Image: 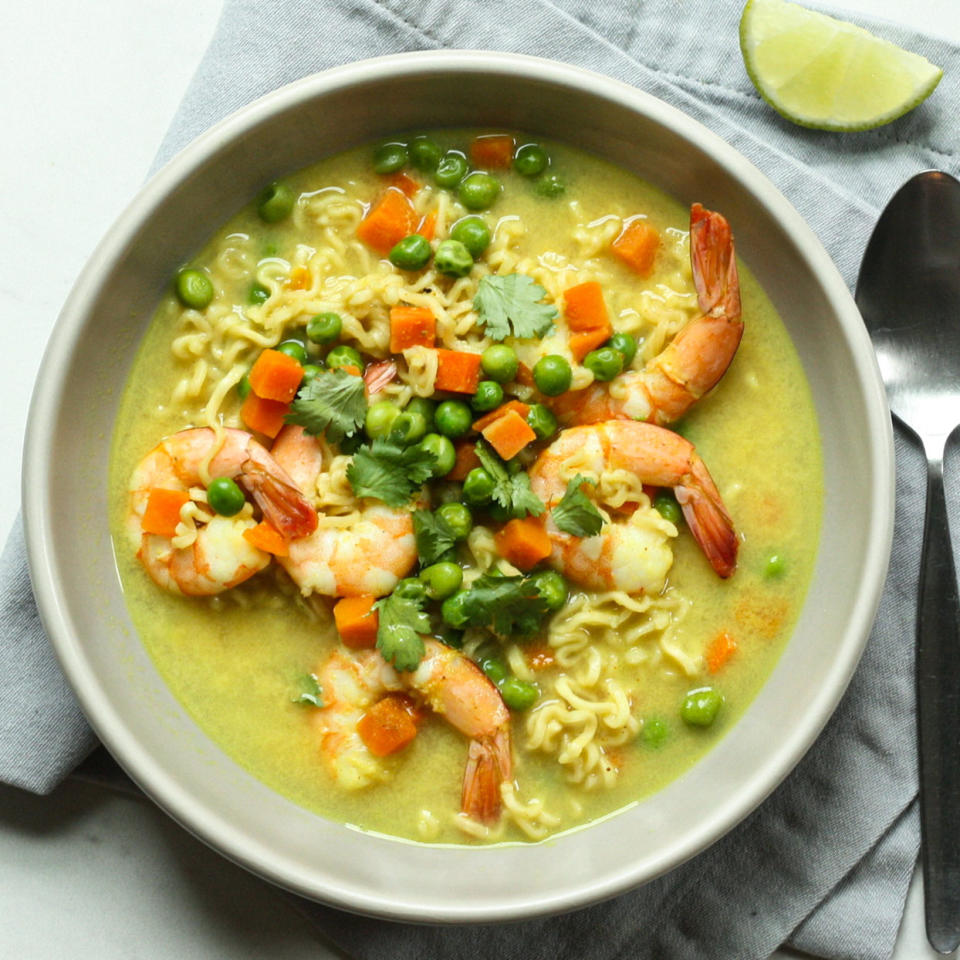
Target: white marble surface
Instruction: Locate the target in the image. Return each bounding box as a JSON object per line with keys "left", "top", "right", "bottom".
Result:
{"left": 2, "top": 1, "right": 958, "bottom": 957}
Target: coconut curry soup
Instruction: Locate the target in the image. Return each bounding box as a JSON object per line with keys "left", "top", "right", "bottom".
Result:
{"left": 110, "top": 131, "right": 822, "bottom": 844}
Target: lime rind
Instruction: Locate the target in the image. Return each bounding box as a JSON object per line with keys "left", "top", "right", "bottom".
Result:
{"left": 740, "top": 0, "right": 943, "bottom": 131}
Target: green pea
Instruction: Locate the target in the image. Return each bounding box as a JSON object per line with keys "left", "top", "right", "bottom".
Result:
{"left": 434, "top": 400, "right": 473, "bottom": 438}
{"left": 513, "top": 143, "right": 549, "bottom": 177}
{"left": 449, "top": 216, "right": 491, "bottom": 258}
{"left": 681, "top": 687, "right": 724, "bottom": 727}
{"left": 583, "top": 346, "right": 623, "bottom": 382}
{"left": 247, "top": 282, "right": 270, "bottom": 306}
{"left": 437, "top": 502, "right": 473, "bottom": 540}
{"left": 257, "top": 181, "right": 296, "bottom": 223}
{"left": 653, "top": 492, "right": 683, "bottom": 526}
{"left": 405, "top": 396, "right": 436, "bottom": 428}
{"left": 434, "top": 624, "right": 464, "bottom": 649}
{"left": 487, "top": 501, "right": 511, "bottom": 523}
{"left": 300, "top": 363, "right": 324, "bottom": 387}
{"left": 408, "top": 135, "right": 442, "bottom": 172}
{"left": 432, "top": 482, "right": 463, "bottom": 506}
{"left": 388, "top": 234, "right": 432, "bottom": 271}
{"left": 395, "top": 577, "right": 427, "bottom": 601}
{"left": 326, "top": 344, "right": 364, "bottom": 372}
{"left": 276, "top": 340, "right": 308, "bottom": 365}
{"left": 499, "top": 676, "right": 540, "bottom": 711}
{"left": 480, "top": 656, "right": 508, "bottom": 686}
{"left": 526, "top": 403, "right": 558, "bottom": 440}
{"left": 175, "top": 269, "right": 214, "bottom": 310}
{"left": 434, "top": 150, "right": 469, "bottom": 188}
{"left": 207, "top": 476, "right": 245, "bottom": 516}
{"left": 607, "top": 332, "right": 638, "bottom": 367}
{"left": 642, "top": 717, "right": 669, "bottom": 748}
{"left": 471, "top": 381, "right": 504, "bottom": 413}
{"left": 440, "top": 590, "right": 472, "bottom": 628}
{"left": 481, "top": 345, "right": 519, "bottom": 384}
{"left": 458, "top": 172, "right": 501, "bottom": 211}
{"left": 236, "top": 374, "right": 251, "bottom": 400}
{"left": 306, "top": 312, "right": 343, "bottom": 345}
{"left": 388, "top": 410, "right": 428, "bottom": 446}
{"left": 372, "top": 141, "right": 408, "bottom": 174}
{"left": 433, "top": 239, "right": 474, "bottom": 278}
{"left": 764, "top": 553, "right": 787, "bottom": 579}
{"left": 529, "top": 569, "right": 568, "bottom": 611}
{"left": 365, "top": 400, "right": 401, "bottom": 439}
{"left": 532, "top": 354, "right": 572, "bottom": 396}
{"left": 463, "top": 467, "right": 495, "bottom": 505}
{"left": 418, "top": 433, "right": 456, "bottom": 478}
{"left": 419, "top": 561, "right": 463, "bottom": 600}
{"left": 535, "top": 173, "right": 566, "bottom": 198}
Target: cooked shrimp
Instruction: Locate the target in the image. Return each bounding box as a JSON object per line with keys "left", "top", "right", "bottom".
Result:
{"left": 127, "top": 427, "right": 317, "bottom": 596}
{"left": 558, "top": 204, "right": 742, "bottom": 426}
{"left": 314, "top": 640, "right": 512, "bottom": 823}
{"left": 270, "top": 424, "right": 417, "bottom": 597}
{"left": 529, "top": 420, "right": 738, "bottom": 585}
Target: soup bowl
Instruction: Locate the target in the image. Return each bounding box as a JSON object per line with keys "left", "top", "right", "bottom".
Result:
{"left": 23, "top": 51, "right": 893, "bottom": 922}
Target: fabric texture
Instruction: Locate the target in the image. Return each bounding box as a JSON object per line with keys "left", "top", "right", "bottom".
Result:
{"left": 4, "top": 0, "right": 960, "bottom": 957}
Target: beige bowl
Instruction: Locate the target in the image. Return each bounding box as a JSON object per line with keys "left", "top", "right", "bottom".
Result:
{"left": 23, "top": 51, "right": 894, "bottom": 922}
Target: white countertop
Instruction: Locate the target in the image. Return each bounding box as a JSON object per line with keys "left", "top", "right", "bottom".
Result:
{"left": 1, "top": 1, "right": 957, "bottom": 957}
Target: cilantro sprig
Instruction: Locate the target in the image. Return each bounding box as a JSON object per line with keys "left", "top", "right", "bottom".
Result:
{"left": 285, "top": 369, "right": 366, "bottom": 444}
{"left": 474, "top": 274, "right": 557, "bottom": 341}
{"left": 551, "top": 474, "right": 605, "bottom": 538}
{"left": 347, "top": 439, "right": 436, "bottom": 506}
{"left": 413, "top": 510, "right": 457, "bottom": 566}
{"left": 292, "top": 673, "right": 324, "bottom": 707}
{"left": 475, "top": 442, "right": 545, "bottom": 519}
{"left": 456, "top": 573, "right": 550, "bottom": 636}
{"left": 375, "top": 592, "right": 430, "bottom": 671}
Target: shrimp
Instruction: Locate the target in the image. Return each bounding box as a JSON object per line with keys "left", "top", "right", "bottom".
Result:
{"left": 127, "top": 427, "right": 317, "bottom": 596}
{"left": 270, "top": 424, "right": 417, "bottom": 597}
{"left": 529, "top": 420, "right": 738, "bottom": 586}
{"left": 314, "top": 639, "right": 512, "bottom": 823}
{"left": 558, "top": 203, "right": 742, "bottom": 427}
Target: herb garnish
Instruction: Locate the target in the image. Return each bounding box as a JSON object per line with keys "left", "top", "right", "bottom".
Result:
{"left": 456, "top": 573, "right": 549, "bottom": 636}
{"left": 292, "top": 673, "right": 324, "bottom": 707}
{"left": 551, "top": 474, "right": 605, "bottom": 538}
{"left": 375, "top": 592, "right": 430, "bottom": 671}
{"left": 347, "top": 439, "right": 436, "bottom": 506}
{"left": 285, "top": 369, "right": 366, "bottom": 443}
{"left": 475, "top": 442, "right": 545, "bottom": 519}
{"left": 474, "top": 274, "right": 557, "bottom": 341}
{"left": 413, "top": 510, "right": 457, "bottom": 566}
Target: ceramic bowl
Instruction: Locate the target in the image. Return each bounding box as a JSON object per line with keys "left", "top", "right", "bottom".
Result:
{"left": 22, "top": 51, "right": 894, "bottom": 922}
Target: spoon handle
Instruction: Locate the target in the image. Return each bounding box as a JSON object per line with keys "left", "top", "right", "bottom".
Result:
{"left": 918, "top": 456, "right": 960, "bottom": 954}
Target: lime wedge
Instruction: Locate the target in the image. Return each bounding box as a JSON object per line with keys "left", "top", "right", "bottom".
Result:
{"left": 740, "top": 0, "right": 942, "bottom": 131}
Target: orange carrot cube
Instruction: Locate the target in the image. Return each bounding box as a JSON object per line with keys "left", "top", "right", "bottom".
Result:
{"left": 333, "top": 595, "right": 380, "bottom": 649}
{"left": 481, "top": 408, "right": 537, "bottom": 460}
{"left": 141, "top": 488, "right": 190, "bottom": 538}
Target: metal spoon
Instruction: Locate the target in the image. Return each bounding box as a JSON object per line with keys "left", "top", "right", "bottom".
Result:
{"left": 856, "top": 170, "right": 960, "bottom": 955}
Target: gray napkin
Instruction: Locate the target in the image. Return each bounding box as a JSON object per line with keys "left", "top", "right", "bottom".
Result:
{"left": 4, "top": 0, "right": 960, "bottom": 957}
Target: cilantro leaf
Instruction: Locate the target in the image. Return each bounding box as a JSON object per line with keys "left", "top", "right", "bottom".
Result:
{"left": 551, "top": 474, "right": 605, "bottom": 538}
{"left": 475, "top": 442, "right": 545, "bottom": 519}
{"left": 413, "top": 510, "right": 457, "bottom": 566}
{"left": 474, "top": 274, "right": 558, "bottom": 341}
{"left": 375, "top": 592, "right": 429, "bottom": 671}
{"left": 458, "top": 574, "right": 550, "bottom": 636}
{"left": 285, "top": 369, "right": 366, "bottom": 444}
{"left": 292, "top": 673, "right": 324, "bottom": 707}
{"left": 347, "top": 439, "right": 436, "bottom": 506}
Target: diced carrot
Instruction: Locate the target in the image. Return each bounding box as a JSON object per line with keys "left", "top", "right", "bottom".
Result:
{"left": 611, "top": 219, "right": 660, "bottom": 276}
{"left": 242, "top": 521, "right": 289, "bottom": 557}
{"left": 356, "top": 187, "right": 418, "bottom": 255}
{"left": 342, "top": 365, "right": 362, "bottom": 377}
{"left": 570, "top": 325, "right": 613, "bottom": 363}
{"left": 417, "top": 210, "right": 437, "bottom": 241}
{"left": 389, "top": 306, "right": 436, "bottom": 353}
{"left": 515, "top": 362, "right": 535, "bottom": 388}
{"left": 240, "top": 391, "right": 290, "bottom": 439}
{"left": 526, "top": 645, "right": 556, "bottom": 670}
{"left": 384, "top": 170, "right": 420, "bottom": 197}
{"left": 706, "top": 630, "right": 738, "bottom": 674}
{"left": 481, "top": 408, "right": 537, "bottom": 460}
{"left": 248, "top": 348, "right": 304, "bottom": 403}
{"left": 471, "top": 399, "right": 531, "bottom": 433}
{"left": 642, "top": 484, "right": 659, "bottom": 501}
{"left": 563, "top": 281, "right": 609, "bottom": 332}
{"left": 469, "top": 134, "right": 515, "bottom": 169}
{"left": 612, "top": 501, "right": 640, "bottom": 515}
{"left": 434, "top": 349, "right": 483, "bottom": 394}
{"left": 287, "top": 266, "right": 311, "bottom": 290}
{"left": 333, "top": 595, "right": 380, "bottom": 650}
{"left": 357, "top": 694, "right": 419, "bottom": 757}
{"left": 494, "top": 517, "right": 552, "bottom": 571}
{"left": 449, "top": 441, "right": 481, "bottom": 482}
{"left": 141, "top": 488, "right": 190, "bottom": 538}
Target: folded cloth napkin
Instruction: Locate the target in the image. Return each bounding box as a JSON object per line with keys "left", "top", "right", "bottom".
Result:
{"left": 4, "top": 0, "right": 960, "bottom": 957}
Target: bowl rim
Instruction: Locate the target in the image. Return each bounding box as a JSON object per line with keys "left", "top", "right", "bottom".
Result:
{"left": 23, "top": 48, "right": 895, "bottom": 922}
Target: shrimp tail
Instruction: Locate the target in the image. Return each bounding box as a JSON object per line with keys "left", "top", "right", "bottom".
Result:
{"left": 239, "top": 460, "right": 318, "bottom": 540}
{"left": 674, "top": 453, "right": 738, "bottom": 578}
{"left": 690, "top": 203, "right": 741, "bottom": 321}
{"left": 462, "top": 728, "right": 512, "bottom": 824}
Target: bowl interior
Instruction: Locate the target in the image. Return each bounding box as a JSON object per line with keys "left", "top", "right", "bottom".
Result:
{"left": 24, "top": 52, "right": 892, "bottom": 922}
